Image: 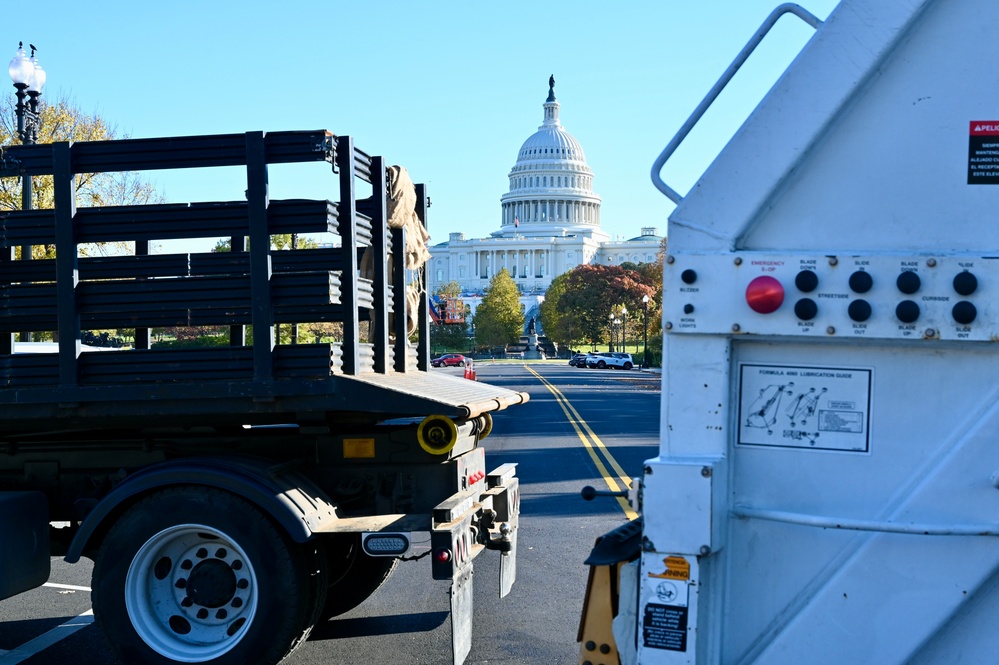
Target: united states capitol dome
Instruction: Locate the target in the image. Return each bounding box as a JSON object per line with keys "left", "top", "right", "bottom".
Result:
{"left": 495, "top": 76, "right": 603, "bottom": 238}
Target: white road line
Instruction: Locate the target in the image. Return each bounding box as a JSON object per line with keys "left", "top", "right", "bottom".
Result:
{"left": 0, "top": 610, "right": 94, "bottom": 664}
{"left": 42, "top": 583, "right": 91, "bottom": 592}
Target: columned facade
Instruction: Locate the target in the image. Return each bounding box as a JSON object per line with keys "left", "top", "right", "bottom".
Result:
{"left": 428, "top": 78, "right": 662, "bottom": 321}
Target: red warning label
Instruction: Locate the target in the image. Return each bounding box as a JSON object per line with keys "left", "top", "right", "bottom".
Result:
{"left": 969, "top": 121, "right": 999, "bottom": 183}
{"left": 970, "top": 121, "right": 999, "bottom": 135}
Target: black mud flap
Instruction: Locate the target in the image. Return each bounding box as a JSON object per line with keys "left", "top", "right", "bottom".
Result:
{"left": 450, "top": 563, "right": 474, "bottom": 665}
{"left": 0, "top": 491, "right": 50, "bottom": 601}
{"left": 432, "top": 464, "right": 520, "bottom": 663}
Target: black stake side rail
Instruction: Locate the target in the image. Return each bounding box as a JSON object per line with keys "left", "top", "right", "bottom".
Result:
{"left": 0, "top": 130, "right": 428, "bottom": 401}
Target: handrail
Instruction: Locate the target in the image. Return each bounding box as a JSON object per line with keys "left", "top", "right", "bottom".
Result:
{"left": 733, "top": 505, "right": 999, "bottom": 537}
{"left": 651, "top": 3, "right": 823, "bottom": 203}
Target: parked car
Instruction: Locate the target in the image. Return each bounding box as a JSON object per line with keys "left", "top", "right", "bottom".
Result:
{"left": 568, "top": 353, "right": 587, "bottom": 367}
{"left": 431, "top": 353, "right": 468, "bottom": 367}
{"left": 585, "top": 352, "right": 634, "bottom": 370}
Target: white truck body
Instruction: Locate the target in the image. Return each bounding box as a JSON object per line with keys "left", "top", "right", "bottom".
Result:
{"left": 636, "top": 1, "right": 999, "bottom": 662}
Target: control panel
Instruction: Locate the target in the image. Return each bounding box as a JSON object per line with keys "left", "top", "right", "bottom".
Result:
{"left": 664, "top": 253, "right": 993, "bottom": 342}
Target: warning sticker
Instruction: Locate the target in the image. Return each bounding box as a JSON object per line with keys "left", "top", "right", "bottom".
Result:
{"left": 643, "top": 603, "right": 688, "bottom": 651}
{"left": 649, "top": 556, "right": 691, "bottom": 581}
{"left": 969, "top": 121, "right": 999, "bottom": 184}
{"left": 737, "top": 364, "right": 872, "bottom": 453}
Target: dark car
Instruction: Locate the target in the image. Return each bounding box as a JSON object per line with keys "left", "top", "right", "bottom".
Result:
{"left": 431, "top": 353, "right": 468, "bottom": 367}
{"left": 568, "top": 353, "right": 587, "bottom": 367}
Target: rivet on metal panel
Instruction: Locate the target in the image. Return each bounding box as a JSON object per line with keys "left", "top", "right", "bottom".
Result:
{"left": 732, "top": 324, "right": 741, "bottom": 332}
{"left": 666, "top": 255, "right": 675, "bottom": 265}
{"left": 828, "top": 256, "right": 839, "bottom": 266}
{"left": 926, "top": 258, "right": 938, "bottom": 267}
{"left": 734, "top": 257, "right": 743, "bottom": 266}
{"left": 826, "top": 326, "right": 836, "bottom": 335}
{"left": 665, "top": 322, "right": 673, "bottom": 331}
{"left": 699, "top": 545, "right": 712, "bottom": 556}
{"left": 701, "top": 466, "right": 712, "bottom": 478}
{"left": 924, "top": 328, "right": 937, "bottom": 338}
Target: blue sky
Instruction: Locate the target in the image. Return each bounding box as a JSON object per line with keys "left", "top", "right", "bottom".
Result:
{"left": 10, "top": 0, "right": 839, "bottom": 251}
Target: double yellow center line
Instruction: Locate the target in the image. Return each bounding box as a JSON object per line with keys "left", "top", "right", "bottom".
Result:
{"left": 525, "top": 366, "right": 638, "bottom": 520}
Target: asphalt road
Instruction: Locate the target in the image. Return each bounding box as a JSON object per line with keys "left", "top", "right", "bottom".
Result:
{"left": 0, "top": 362, "right": 661, "bottom": 665}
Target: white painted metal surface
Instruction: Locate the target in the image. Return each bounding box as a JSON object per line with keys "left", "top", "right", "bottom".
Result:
{"left": 637, "top": 0, "right": 999, "bottom": 663}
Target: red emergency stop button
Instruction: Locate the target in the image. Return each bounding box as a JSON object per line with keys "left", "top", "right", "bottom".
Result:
{"left": 746, "top": 276, "right": 785, "bottom": 313}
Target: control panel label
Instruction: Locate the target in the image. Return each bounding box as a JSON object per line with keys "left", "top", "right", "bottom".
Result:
{"left": 737, "top": 364, "right": 872, "bottom": 453}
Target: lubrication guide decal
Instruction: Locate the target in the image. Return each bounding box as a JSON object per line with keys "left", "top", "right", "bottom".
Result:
{"left": 737, "top": 364, "right": 872, "bottom": 452}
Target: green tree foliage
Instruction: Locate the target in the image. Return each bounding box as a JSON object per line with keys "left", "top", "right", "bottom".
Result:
{"left": 539, "top": 272, "right": 583, "bottom": 349}
{"left": 435, "top": 280, "right": 462, "bottom": 298}
{"left": 0, "top": 95, "right": 165, "bottom": 258}
{"left": 543, "top": 263, "right": 657, "bottom": 348}
{"left": 430, "top": 322, "right": 469, "bottom": 355}
{"left": 473, "top": 268, "right": 524, "bottom": 349}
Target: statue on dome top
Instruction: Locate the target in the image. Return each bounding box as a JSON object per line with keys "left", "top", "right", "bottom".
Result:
{"left": 549, "top": 75, "right": 555, "bottom": 91}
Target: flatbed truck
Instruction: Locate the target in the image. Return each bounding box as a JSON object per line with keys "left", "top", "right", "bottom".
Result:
{"left": 0, "top": 129, "right": 526, "bottom": 665}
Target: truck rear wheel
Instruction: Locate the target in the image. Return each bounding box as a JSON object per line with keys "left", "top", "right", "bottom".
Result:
{"left": 320, "top": 534, "right": 398, "bottom": 619}
{"left": 92, "top": 486, "right": 319, "bottom": 665}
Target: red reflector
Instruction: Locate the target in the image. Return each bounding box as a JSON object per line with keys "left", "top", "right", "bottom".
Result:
{"left": 434, "top": 548, "right": 452, "bottom": 563}
{"left": 746, "top": 276, "right": 785, "bottom": 314}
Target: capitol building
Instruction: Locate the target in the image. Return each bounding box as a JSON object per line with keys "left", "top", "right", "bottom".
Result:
{"left": 427, "top": 78, "right": 662, "bottom": 324}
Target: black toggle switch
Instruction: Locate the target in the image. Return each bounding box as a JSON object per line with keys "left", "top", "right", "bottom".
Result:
{"left": 795, "top": 270, "right": 819, "bottom": 293}
{"left": 953, "top": 301, "right": 977, "bottom": 325}
{"left": 953, "top": 272, "right": 978, "bottom": 296}
{"left": 794, "top": 298, "right": 818, "bottom": 321}
{"left": 849, "top": 271, "right": 873, "bottom": 294}
{"left": 848, "top": 299, "right": 872, "bottom": 322}
{"left": 895, "top": 300, "right": 920, "bottom": 323}
{"left": 896, "top": 272, "right": 921, "bottom": 295}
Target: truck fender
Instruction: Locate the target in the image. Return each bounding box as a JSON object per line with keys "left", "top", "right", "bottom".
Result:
{"left": 65, "top": 457, "right": 337, "bottom": 564}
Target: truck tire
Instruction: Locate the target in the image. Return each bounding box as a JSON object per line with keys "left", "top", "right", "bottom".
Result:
{"left": 320, "top": 534, "right": 398, "bottom": 619}
{"left": 92, "top": 486, "right": 320, "bottom": 665}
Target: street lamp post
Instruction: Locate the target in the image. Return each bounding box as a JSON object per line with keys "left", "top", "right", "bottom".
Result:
{"left": 608, "top": 312, "right": 615, "bottom": 352}
{"left": 8, "top": 42, "right": 45, "bottom": 344}
{"left": 8, "top": 42, "right": 45, "bottom": 212}
{"left": 621, "top": 306, "right": 628, "bottom": 353}
{"left": 642, "top": 294, "right": 650, "bottom": 368}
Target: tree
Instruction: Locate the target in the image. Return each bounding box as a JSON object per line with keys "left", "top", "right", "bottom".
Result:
{"left": 473, "top": 269, "right": 523, "bottom": 349}
{"left": 542, "top": 263, "right": 657, "bottom": 349}
{"left": 539, "top": 272, "right": 584, "bottom": 350}
{"left": 0, "top": 95, "right": 166, "bottom": 258}
{"left": 435, "top": 281, "right": 462, "bottom": 298}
